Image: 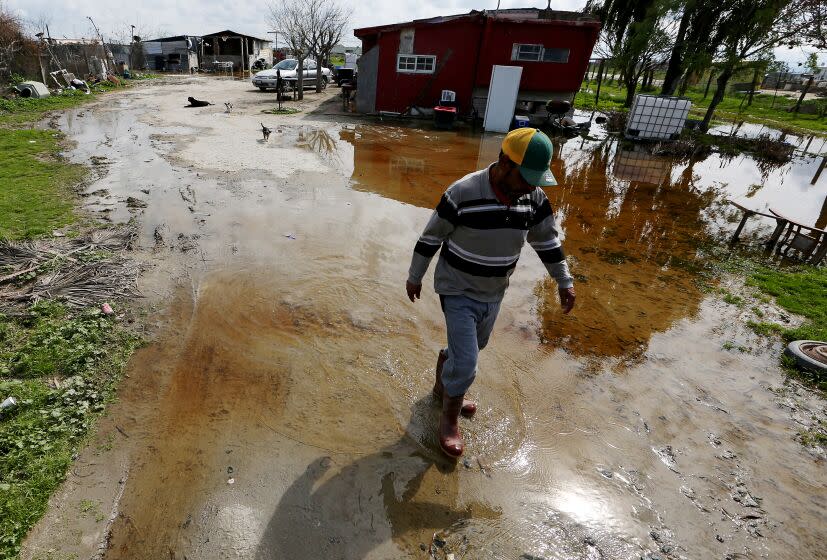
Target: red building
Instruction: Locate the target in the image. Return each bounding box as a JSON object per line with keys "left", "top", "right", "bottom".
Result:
{"left": 353, "top": 8, "right": 600, "bottom": 118}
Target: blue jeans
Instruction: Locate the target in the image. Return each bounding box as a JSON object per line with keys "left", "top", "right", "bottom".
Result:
{"left": 440, "top": 294, "right": 502, "bottom": 397}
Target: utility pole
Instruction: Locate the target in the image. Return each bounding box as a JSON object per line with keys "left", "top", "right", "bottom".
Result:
{"left": 87, "top": 16, "right": 116, "bottom": 72}
{"left": 129, "top": 24, "right": 135, "bottom": 70}
{"left": 267, "top": 30, "right": 282, "bottom": 63}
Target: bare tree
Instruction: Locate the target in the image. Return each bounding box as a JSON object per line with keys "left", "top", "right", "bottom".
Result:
{"left": 309, "top": 0, "right": 349, "bottom": 93}
{"left": 0, "top": 1, "right": 25, "bottom": 83}
{"left": 269, "top": 0, "right": 313, "bottom": 100}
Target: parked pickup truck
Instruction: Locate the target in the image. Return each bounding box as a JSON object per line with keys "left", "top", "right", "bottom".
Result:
{"left": 252, "top": 59, "right": 331, "bottom": 91}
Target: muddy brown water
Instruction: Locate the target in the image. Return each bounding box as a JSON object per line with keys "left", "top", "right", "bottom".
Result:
{"left": 21, "top": 78, "right": 827, "bottom": 559}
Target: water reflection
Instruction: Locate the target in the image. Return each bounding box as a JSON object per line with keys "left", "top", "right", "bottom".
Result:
{"left": 336, "top": 124, "right": 823, "bottom": 359}
{"left": 538, "top": 140, "right": 713, "bottom": 359}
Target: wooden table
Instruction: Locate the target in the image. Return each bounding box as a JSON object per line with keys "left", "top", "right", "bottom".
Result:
{"left": 769, "top": 208, "right": 827, "bottom": 265}
{"left": 727, "top": 200, "right": 787, "bottom": 248}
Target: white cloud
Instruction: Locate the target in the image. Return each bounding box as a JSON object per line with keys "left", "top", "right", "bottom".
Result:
{"left": 6, "top": 0, "right": 587, "bottom": 44}
{"left": 8, "top": 0, "right": 811, "bottom": 65}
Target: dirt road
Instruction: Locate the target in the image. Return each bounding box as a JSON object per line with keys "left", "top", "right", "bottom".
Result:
{"left": 21, "top": 76, "right": 826, "bottom": 559}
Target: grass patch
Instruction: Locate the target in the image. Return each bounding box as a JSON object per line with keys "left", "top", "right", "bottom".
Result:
{"left": 0, "top": 90, "right": 91, "bottom": 127}
{"left": 0, "top": 129, "right": 84, "bottom": 239}
{"left": 697, "top": 246, "right": 826, "bottom": 392}
{"left": 261, "top": 107, "right": 301, "bottom": 115}
{"left": 0, "top": 76, "right": 157, "bottom": 239}
{"left": 577, "top": 81, "right": 827, "bottom": 135}
{"left": 746, "top": 320, "right": 784, "bottom": 336}
{"left": 722, "top": 292, "right": 744, "bottom": 306}
{"left": 747, "top": 267, "right": 827, "bottom": 342}
{"left": 0, "top": 301, "right": 141, "bottom": 557}
{"left": 798, "top": 426, "right": 827, "bottom": 448}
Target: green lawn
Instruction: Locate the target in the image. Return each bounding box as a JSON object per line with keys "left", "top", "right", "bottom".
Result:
{"left": 0, "top": 128, "right": 84, "bottom": 239}
{"left": 576, "top": 80, "right": 827, "bottom": 135}
{"left": 0, "top": 78, "right": 155, "bottom": 239}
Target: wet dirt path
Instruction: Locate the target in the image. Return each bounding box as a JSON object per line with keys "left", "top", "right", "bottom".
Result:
{"left": 21, "top": 77, "right": 826, "bottom": 559}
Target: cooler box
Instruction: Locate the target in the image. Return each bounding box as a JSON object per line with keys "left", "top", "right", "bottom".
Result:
{"left": 434, "top": 106, "right": 457, "bottom": 130}
{"left": 511, "top": 115, "right": 530, "bottom": 130}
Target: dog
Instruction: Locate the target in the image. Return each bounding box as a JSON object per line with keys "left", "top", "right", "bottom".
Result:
{"left": 224, "top": 102, "right": 233, "bottom": 113}
{"left": 187, "top": 96, "right": 212, "bottom": 107}
{"left": 261, "top": 123, "right": 272, "bottom": 141}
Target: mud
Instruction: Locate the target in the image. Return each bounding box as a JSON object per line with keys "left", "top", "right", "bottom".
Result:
{"left": 20, "top": 77, "right": 827, "bottom": 560}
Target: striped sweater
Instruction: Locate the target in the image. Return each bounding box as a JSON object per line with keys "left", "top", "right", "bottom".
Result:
{"left": 408, "top": 166, "right": 574, "bottom": 303}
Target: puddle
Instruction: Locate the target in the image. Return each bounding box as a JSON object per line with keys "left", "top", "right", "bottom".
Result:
{"left": 20, "top": 78, "right": 827, "bottom": 560}
{"left": 328, "top": 124, "right": 826, "bottom": 359}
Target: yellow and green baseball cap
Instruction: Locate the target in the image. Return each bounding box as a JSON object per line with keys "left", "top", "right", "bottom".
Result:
{"left": 501, "top": 128, "right": 557, "bottom": 186}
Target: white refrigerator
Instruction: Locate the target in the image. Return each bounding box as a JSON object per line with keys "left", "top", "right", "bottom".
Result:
{"left": 483, "top": 65, "right": 523, "bottom": 133}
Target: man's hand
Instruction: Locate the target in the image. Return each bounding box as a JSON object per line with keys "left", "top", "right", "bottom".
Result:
{"left": 559, "top": 287, "right": 576, "bottom": 314}
{"left": 406, "top": 281, "right": 422, "bottom": 303}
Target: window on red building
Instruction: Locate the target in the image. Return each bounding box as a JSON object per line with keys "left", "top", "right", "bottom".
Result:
{"left": 513, "top": 44, "right": 542, "bottom": 61}
{"left": 512, "top": 44, "right": 570, "bottom": 64}
{"left": 542, "top": 48, "right": 569, "bottom": 63}
{"left": 397, "top": 54, "right": 436, "bottom": 74}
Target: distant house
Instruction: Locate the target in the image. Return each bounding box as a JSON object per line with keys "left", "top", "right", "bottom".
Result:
{"left": 331, "top": 44, "right": 362, "bottom": 56}
{"left": 201, "top": 30, "right": 270, "bottom": 72}
{"left": 353, "top": 8, "right": 600, "bottom": 116}
{"left": 142, "top": 36, "right": 200, "bottom": 72}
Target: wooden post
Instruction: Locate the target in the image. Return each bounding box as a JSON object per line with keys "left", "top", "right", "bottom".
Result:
{"left": 766, "top": 218, "right": 788, "bottom": 250}
{"left": 240, "top": 36, "right": 245, "bottom": 78}
{"left": 37, "top": 48, "right": 47, "bottom": 84}
{"left": 793, "top": 75, "right": 814, "bottom": 114}
{"left": 594, "top": 58, "right": 605, "bottom": 108}
{"left": 730, "top": 211, "right": 754, "bottom": 245}
{"left": 816, "top": 193, "right": 827, "bottom": 229}
{"left": 771, "top": 71, "right": 784, "bottom": 108}
{"left": 746, "top": 66, "right": 759, "bottom": 106}
{"left": 812, "top": 156, "right": 827, "bottom": 186}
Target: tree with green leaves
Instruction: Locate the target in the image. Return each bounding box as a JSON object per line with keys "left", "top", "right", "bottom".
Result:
{"left": 700, "top": 0, "right": 810, "bottom": 130}
{"left": 587, "top": 0, "right": 673, "bottom": 107}
{"left": 660, "top": 0, "right": 725, "bottom": 95}
{"left": 804, "top": 52, "right": 820, "bottom": 75}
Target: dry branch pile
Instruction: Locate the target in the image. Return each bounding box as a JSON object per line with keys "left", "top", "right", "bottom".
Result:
{"left": 0, "top": 228, "right": 141, "bottom": 309}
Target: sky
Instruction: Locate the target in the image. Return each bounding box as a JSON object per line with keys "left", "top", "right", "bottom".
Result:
{"left": 4, "top": 0, "right": 820, "bottom": 67}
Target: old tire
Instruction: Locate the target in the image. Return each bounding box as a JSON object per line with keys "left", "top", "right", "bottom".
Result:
{"left": 784, "top": 340, "right": 827, "bottom": 373}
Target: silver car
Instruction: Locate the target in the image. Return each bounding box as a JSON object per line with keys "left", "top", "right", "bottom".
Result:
{"left": 252, "top": 59, "right": 331, "bottom": 91}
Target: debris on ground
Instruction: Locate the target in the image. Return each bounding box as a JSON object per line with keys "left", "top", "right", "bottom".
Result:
{"left": 126, "top": 197, "right": 147, "bottom": 208}
{"left": 603, "top": 110, "right": 628, "bottom": 133}
{"left": 0, "top": 228, "right": 141, "bottom": 309}
{"left": 649, "top": 131, "right": 794, "bottom": 165}
{"left": 0, "top": 396, "right": 18, "bottom": 413}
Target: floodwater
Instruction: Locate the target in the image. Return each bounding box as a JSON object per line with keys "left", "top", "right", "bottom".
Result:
{"left": 21, "top": 77, "right": 827, "bottom": 560}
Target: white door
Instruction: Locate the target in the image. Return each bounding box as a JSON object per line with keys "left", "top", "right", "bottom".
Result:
{"left": 483, "top": 65, "right": 523, "bottom": 133}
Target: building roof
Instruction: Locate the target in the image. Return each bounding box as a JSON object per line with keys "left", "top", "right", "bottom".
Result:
{"left": 202, "top": 29, "right": 270, "bottom": 42}
{"left": 144, "top": 35, "right": 199, "bottom": 43}
{"left": 354, "top": 8, "right": 599, "bottom": 38}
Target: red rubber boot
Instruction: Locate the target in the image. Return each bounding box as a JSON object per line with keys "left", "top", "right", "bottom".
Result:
{"left": 432, "top": 350, "right": 477, "bottom": 417}
{"left": 439, "top": 393, "right": 465, "bottom": 458}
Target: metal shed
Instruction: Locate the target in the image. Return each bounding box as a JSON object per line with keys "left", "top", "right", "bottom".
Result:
{"left": 142, "top": 35, "right": 200, "bottom": 72}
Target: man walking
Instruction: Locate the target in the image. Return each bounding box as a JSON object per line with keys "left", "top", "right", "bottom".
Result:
{"left": 406, "top": 128, "right": 575, "bottom": 458}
